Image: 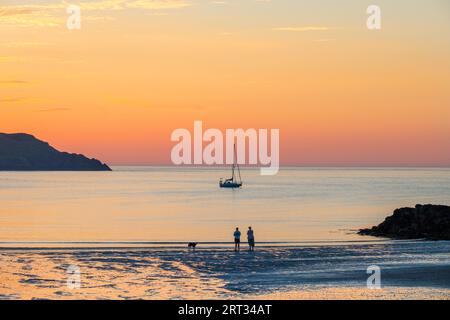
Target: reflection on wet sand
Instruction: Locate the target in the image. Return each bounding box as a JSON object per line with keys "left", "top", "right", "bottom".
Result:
{"left": 0, "top": 250, "right": 230, "bottom": 300}
{"left": 1, "top": 242, "right": 450, "bottom": 300}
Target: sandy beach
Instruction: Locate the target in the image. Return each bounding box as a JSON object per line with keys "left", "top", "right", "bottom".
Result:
{"left": 1, "top": 241, "right": 449, "bottom": 300}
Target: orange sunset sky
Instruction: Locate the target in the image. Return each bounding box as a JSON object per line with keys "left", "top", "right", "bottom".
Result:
{"left": 1, "top": 0, "right": 450, "bottom": 166}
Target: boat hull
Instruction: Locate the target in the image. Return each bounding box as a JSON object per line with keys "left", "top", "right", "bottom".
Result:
{"left": 219, "top": 182, "right": 242, "bottom": 189}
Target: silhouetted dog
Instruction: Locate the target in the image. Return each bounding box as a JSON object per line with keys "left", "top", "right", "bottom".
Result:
{"left": 188, "top": 242, "right": 198, "bottom": 249}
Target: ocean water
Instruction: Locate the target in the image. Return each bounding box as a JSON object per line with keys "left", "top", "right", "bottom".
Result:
{"left": 0, "top": 167, "right": 450, "bottom": 244}
{"left": 1, "top": 168, "right": 450, "bottom": 299}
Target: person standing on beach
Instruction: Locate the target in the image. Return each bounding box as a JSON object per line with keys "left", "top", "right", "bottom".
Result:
{"left": 247, "top": 226, "right": 255, "bottom": 251}
{"left": 234, "top": 227, "right": 241, "bottom": 252}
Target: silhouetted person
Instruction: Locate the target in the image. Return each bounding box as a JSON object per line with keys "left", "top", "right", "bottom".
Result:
{"left": 247, "top": 226, "right": 255, "bottom": 251}
{"left": 234, "top": 227, "right": 241, "bottom": 252}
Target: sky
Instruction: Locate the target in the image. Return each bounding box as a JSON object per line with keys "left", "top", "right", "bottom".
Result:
{"left": 1, "top": 0, "right": 450, "bottom": 166}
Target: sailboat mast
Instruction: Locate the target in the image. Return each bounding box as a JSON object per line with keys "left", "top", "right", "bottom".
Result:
{"left": 237, "top": 160, "right": 242, "bottom": 184}
{"left": 235, "top": 144, "right": 242, "bottom": 183}
{"left": 232, "top": 144, "right": 236, "bottom": 182}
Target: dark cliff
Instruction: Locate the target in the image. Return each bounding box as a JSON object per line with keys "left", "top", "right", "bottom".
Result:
{"left": 359, "top": 204, "right": 450, "bottom": 240}
{"left": 0, "top": 133, "right": 111, "bottom": 171}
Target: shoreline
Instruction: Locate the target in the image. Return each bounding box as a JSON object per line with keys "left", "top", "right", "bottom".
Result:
{"left": 0, "top": 238, "right": 429, "bottom": 250}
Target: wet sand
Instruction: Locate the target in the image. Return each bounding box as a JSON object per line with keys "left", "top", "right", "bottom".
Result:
{"left": 1, "top": 242, "right": 449, "bottom": 300}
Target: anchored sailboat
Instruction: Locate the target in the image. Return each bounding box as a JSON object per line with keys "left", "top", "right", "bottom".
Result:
{"left": 219, "top": 144, "right": 243, "bottom": 189}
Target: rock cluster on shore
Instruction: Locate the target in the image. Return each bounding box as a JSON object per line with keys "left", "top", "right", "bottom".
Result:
{"left": 0, "top": 133, "right": 111, "bottom": 171}
{"left": 359, "top": 204, "right": 450, "bottom": 240}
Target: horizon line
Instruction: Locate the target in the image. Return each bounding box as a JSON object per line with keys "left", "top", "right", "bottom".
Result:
{"left": 106, "top": 164, "right": 450, "bottom": 168}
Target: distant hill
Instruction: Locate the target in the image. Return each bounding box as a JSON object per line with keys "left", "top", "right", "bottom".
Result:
{"left": 0, "top": 133, "right": 111, "bottom": 171}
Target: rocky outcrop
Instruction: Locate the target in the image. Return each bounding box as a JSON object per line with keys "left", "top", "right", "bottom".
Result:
{"left": 359, "top": 204, "right": 450, "bottom": 240}
{"left": 0, "top": 133, "right": 111, "bottom": 171}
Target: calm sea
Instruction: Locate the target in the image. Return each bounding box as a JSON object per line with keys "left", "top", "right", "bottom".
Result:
{"left": 1, "top": 167, "right": 449, "bottom": 245}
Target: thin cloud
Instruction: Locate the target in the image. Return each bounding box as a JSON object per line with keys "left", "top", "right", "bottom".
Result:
{"left": 126, "top": 0, "right": 192, "bottom": 10}
{"left": 0, "top": 1, "right": 192, "bottom": 27}
{"left": 315, "top": 38, "right": 336, "bottom": 42}
{"left": 35, "top": 107, "right": 71, "bottom": 112}
{"left": 0, "top": 6, "right": 64, "bottom": 27}
{"left": 0, "top": 41, "right": 51, "bottom": 48}
{"left": 0, "top": 80, "right": 29, "bottom": 84}
{"left": 0, "top": 97, "right": 26, "bottom": 103}
{"left": 0, "top": 7, "right": 38, "bottom": 16}
{"left": 272, "top": 26, "right": 333, "bottom": 32}
{"left": 0, "top": 56, "right": 26, "bottom": 63}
